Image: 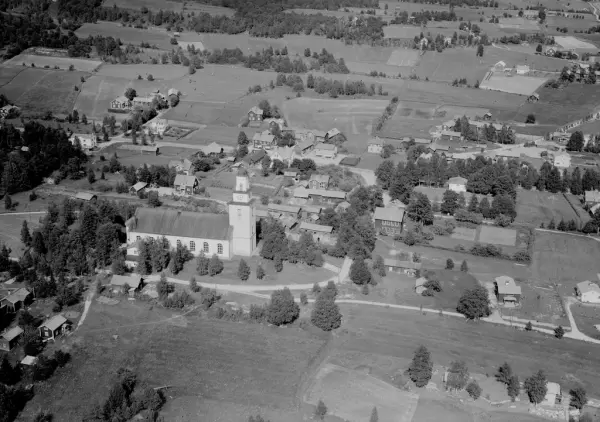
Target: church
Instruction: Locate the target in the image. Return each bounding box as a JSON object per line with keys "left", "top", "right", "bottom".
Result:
{"left": 125, "top": 171, "right": 257, "bottom": 259}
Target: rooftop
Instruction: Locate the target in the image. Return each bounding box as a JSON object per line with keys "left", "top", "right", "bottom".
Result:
{"left": 383, "top": 259, "right": 421, "bottom": 270}
{"left": 111, "top": 274, "right": 142, "bottom": 287}
{"left": 448, "top": 176, "right": 468, "bottom": 185}
{"left": 268, "top": 203, "right": 301, "bottom": 214}
{"left": 310, "top": 174, "right": 331, "bottom": 183}
{"left": 40, "top": 314, "right": 68, "bottom": 331}
{"left": 326, "top": 128, "right": 341, "bottom": 138}
{"left": 495, "top": 276, "right": 522, "bottom": 295}
{"left": 374, "top": 207, "right": 405, "bottom": 223}
{"left": 577, "top": 280, "right": 600, "bottom": 295}
{"left": 307, "top": 189, "right": 346, "bottom": 199}
{"left": 174, "top": 174, "right": 197, "bottom": 187}
{"left": 168, "top": 158, "right": 193, "bottom": 170}
{"left": 131, "top": 181, "right": 147, "bottom": 191}
{"left": 1, "top": 326, "right": 23, "bottom": 341}
{"left": 4, "top": 288, "right": 30, "bottom": 304}
{"left": 316, "top": 143, "right": 336, "bottom": 151}
{"left": 75, "top": 192, "right": 96, "bottom": 201}
{"left": 299, "top": 222, "right": 333, "bottom": 233}
{"left": 249, "top": 106, "right": 263, "bottom": 115}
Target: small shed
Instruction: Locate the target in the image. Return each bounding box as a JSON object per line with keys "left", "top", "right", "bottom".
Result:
{"left": 0, "top": 326, "right": 23, "bottom": 351}
{"left": 21, "top": 356, "right": 38, "bottom": 366}
{"left": 130, "top": 182, "right": 148, "bottom": 195}
{"left": 39, "top": 314, "right": 72, "bottom": 341}
{"left": 110, "top": 274, "right": 142, "bottom": 295}
{"left": 0, "top": 288, "right": 32, "bottom": 313}
{"left": 383, "top": 259, "right": 421, "bottom": 277}
{"left": 74, "top": 192, "right": 97, "bottom": 202}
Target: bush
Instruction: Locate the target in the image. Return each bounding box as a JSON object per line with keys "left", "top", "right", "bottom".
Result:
{"left": 554, "top": 325, "right": 565, "bottom": 339}
{"left": 445, "top": 259, "right": 454, "bottom": 270}
{"left": 495, "top": 214, "right": 512, "bottom": 227}
{"left": 300, "top": 292, "right": 308, "bottom": 305}
{"left": 237, "top": 259, "right": 251, "bottom": 281}
{"left": 163, "top": 290, "right": 195, "bottom": 308}
{"left": 466, "top": 380, "right": 482, "bottom": 399}
{"left": 267, "top": 288, "right": 299, "bottom": 326}
{"left": 311, "top": 291, "right": 342, "bottom": 331}
{"left": 200, "top": 288, "right": 220, "bottom": 309}
{"left": 455, "top": 209, "right": 483, "bottom": 224}
{"left": 315, "top": 400, "right": 328, "bottom": 420}
{"left": 513, "top": 250, "right": 531, "bottom": 262}
{"left": 470, "top": 243, "right": 503, "bottom": 258}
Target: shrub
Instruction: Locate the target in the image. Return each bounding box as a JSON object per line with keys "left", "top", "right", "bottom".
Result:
{"left": 513, "top": 250, "right": 531, "bottom": 262}
{"left": 267, "top": 288, "right": 299, "bottom": 326}
{"left": 525, "top": 321, "right": 533, "bottom": 331}
{"left": 350, "top": 258, "right": 371, "bottom": 285}
{"left": 200, "top": 288, "right": 220, "bottom": 309}
{"left": 407, "top": 345, "right": 433, "bottom": 387}
{"left": 554, "top": 325, "right": 565, "bottom": 339}
{"left": 237, "top": 259, "right": 251, "bottom": 281}
{"left": 466, "top": 380, "right": 482, "bottom": 399}
{"left": 455, "top": 209, "right": 483, "bottom": 224}
{"left": 189, "top": 276, "right": 201, "bottom": 292}
{"left": 495, "top": 214, "right": 512, "bottom": 227}
{"left": 256, "top": 264, "right": 265, "bottom": 280}
{"left": 249, "top": 304, "right": 268, "bottom": 322}
{"left": 445, "top": 258, "right": 454, "bottom": 270}
{"left": 362, "top": 284, "right": 369, "bottom": 295}
{"left": 300, "top": 292, "right": 308, "bottom": 305}
{"left": 470, "top": 243, "right": 503, "bottom": 258}
{"left": 315, "top": 400, "right": 327, "bottom": 420}
{"left": 311, "top": 291, "right": 342, "bottom": 331}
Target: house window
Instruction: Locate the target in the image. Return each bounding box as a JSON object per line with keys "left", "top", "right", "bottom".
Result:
{"left": 176, "top": 240, "right": 181, "bottom": 247}
{"left": 190, "top": 241, "right": 195, "bottom": 252}
{"left": 203, "top": 242, "right": 209, "bottom": 253}
{"left": 217, "top": 243, "right": 223, "bottom": 254}
{"left": 237, "top": 208, "right": 242, "bottom": 217}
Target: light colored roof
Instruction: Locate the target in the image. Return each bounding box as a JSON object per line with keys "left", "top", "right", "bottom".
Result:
{"left": 448, "top": 176, "right": 467, "bottom": 185}
{"left": 585, "top": 191, "right": 600, "bottom": 203}
{"left": 174, "top": 174, "right": 197, "bottom": 187}
{"left": 316, "top": 143, "right": 336, "bottom": 151}
{"left": 307, "top": 189, "right": 346, "bottom": 199}
{"left": 336, "top": 201, "right": 351, "bottom": 210}
{"left": 430, "top": 144, "right": 450, "bottom": 151}
{"left": 413, "top": 138, "right": 431, "bottom": 144}
{"left": 469, "top": 120, "right": 487, "bottom": 128}
{"left": 383, "top": 259, "right": 421, "bottom": 270}
{"left": 21, "top": 356, "right": 38, "bottom": 366}
{"left": 374, "top": 207, "right": 405, "bottom": 223}
{"left": 441, "top": 130, "right": 462, "bottom": 137}
{"left": 310, "top": 174, "right": 331, "bottom": 183}
{"left": 299, "top": 222, "right": 333, "bottom": 233}
{"left": 75, "top": 192, "right": 96, "bottom": 201}
{"left": 270, "top": 146, "right": 294, "bottom": 161}
{"left": 326, "top": 128, "right": 341, "bottom": 138}
{"left": 369, "top": 137, "right": 384, "bottom": 146}
{"left": 442, "top": 119, "right": 457, "bottom": 127}
{"left": 302, "top": 205, "right": 322, "bottom": 213}
{"left": 295, "top": 140, "right": 314, "bottom": 151}
{"left": 268, "top": 203, "right": 301, "bottom": 214}
{"left": 496, "top": 276, "right": 522, "bottom": 295}
{"left": 110, "top": 274, "right": 142, "bottom": 288}
{"left": 1, "top": 326, "right": 23, "bottom": 341}
{"left": 127, "top": 208, "right": 230, "bottom": 240}
{"left": 169, "top": 158, "right": 193, "bottom": 170}
{"left": 252, "top": 131, "right": 275, "bottom": 144}
{"left": 495, "top": 60, "right": 506, "bottom": 67}
{"left": 113, "top": 96, "right": 130, "bottom": 103}
{"left": 244, "top": 149, "right": 267, "bottom": 163}
{"left": 131, "top": 182, "right": 147, "bottom": 191}
{"left": 415, "top": 277, "right": 427, "bottom": 288}
{"left": 41, "top": 314, "right": 68, "bottom": 331}
{"left": 516, "top": 64, "right": 530, "bottom": 70}
{"left": 577, "top": 280, "right": 600, "bottom": 295}
{"left": 284, "top": 169, "right": 299, "bottom": 176}
{"left": 294, "top": 187, "right": 309, "bottom": 198}
{"left": 5, "top": 288, "right": 30, "bottom": 304}
{"left": 249, "top": 106, "right": 264, "bottom": 115}
{"left": 547, "top": 382, "right": 561, "bottom": 396}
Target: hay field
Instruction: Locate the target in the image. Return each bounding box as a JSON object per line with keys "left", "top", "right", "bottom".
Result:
{"left": 515, "top": 190, "right": 579, "bottom": 228}
{"left": 0, "top": 214, "right": 40, "bottom": 254}
{"left": 0, "top": 67, "right": 49, "bottom": 101}
{"left": 451, "top": 226, "right": 477, "bottom": 242}
{"left": 0, "top": 67, "right": 23, "bottom": 87}
{"left": 20, "top": 301, "right": 325, "bottom": 421}
{"left": 304, "top": 363, "right": 419, "bottom": 422}
{"left": 74, "top": 74, "right": 130, "bottom": 120}
{"left": 2, "top": 54, "right": 101, "bottom": 72}
{"left": 479, "top": 73, "right": 548, "bottom": 96}
{"left": 162, "top": 100, "right": 246, "bottom": 127}
{"left": 76, "top": 21, "right": 173, "bottom": 49}
{"left": 532, "top": 231, "right": 600, "bottom": 287}
{"left": 94, "top": 64, "right": 188, "bottom": 80}
{"left": 386, "top": 49, "right": 420, "bottom": 67}
{"left": 281, "top": 97, "right": 386, "bottom": 137}
{"left": 554, "top": 35, "right": 597, "bottom": 50}
{"left": 479, "top": 226, "right": 517, "bottom": 246}
{"left": 102, "top": 0, "right": 235, "bottom": 15}
{"left": 498, "top": 17, "right": 540, "bottom": 30}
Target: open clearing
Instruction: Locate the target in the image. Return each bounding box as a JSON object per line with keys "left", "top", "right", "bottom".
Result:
{"left": 0, "top": 213, "right": 40, "bottom": 254}
{"left": 94, "top": 64, "right": 188, "bottom": 80}
{"left": 75, "top": 21, "right": 174, "bottom": 50}
{"left": 304, "top": 363, "right": 418, "bottom": 422}
{"left": 2, "top": 54, "right": 101, "bottom": 72}
{"left": 386, "top": 49, "right": 420, "bottom": 67}
{"left": 554, "top": 35, "right": 597, "bottom": 50}
{"left": 479, "top": 73, "right": 547, "bottom": 96}
{"left": 515, "top": 190, "right": 580, "bottom": 228}
{"left": 0, "top": 66, "right": 23, "bottom": 87}
{"left": 479, "top": 226, "right": 518, "bottom": 246}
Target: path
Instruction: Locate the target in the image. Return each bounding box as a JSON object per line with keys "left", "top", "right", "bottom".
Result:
{"left": 536, "top": 227, "right": 600, "bottom": 243}
{"left": 0, "top": 211, "right": 46, "bottom": 216}
{"left": 75, "top": 288, "right": 96, "bottom": 331}
{"left": 563, "top": 296, "right": 600, "bottom": 343}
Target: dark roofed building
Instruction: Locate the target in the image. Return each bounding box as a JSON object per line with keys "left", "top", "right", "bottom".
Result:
{"left": 173, "top": 174, "right": 199, "bottom": 195}
{"left": 374, "top": 207, "right": 405, "bottom": 236}
{"left": 0, "top": 326, "right": 23, "bottom": 351}
{"left": 383, "top": 258, "right": 421, "bottom": 277}
{"left": 39, "top": 315, "right": 72, "bottom": 341}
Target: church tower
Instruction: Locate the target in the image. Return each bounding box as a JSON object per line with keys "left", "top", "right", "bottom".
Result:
{"left": 228, "top": 170, "right": 256, "bottom": 256}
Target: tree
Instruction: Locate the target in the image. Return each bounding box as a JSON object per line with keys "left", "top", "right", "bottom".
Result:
{"left": 315, "top": 400, "right": 327, "bottom": 420}
{"left": 536, "top": 43, "right": 543, "bottom": 53}
{"left": 460, "top": 260, "right": 468, "bottom": 272}
{"left": 124, "top": 88, "right": 137, "bottom": 101}
{"left": 524, "top": 370, "right": 548, "bottom": 405}
{"left": 237, "top": 259, "right": 251, "bottom": 281}
{"left": 525, "top": 114, "right": 536, "bottom": 124}
{"left": 147, "top": 191, "right": 161, "bottom": 207}
{"left": 350, "top": 258, "right": 371, "bottom": 285}
{"left": 370, "top": 407, "right": 379, "bottom": 422}
{"left": 304, "top": 47, "right": 311, "bottom": 57}
{"left": 20, "top": 220, "right": 31, "bottom": 246}
{"left": 267, "top": 288, "right": 299, "bottom": 326}
{"left": 32, "top": 232, "right": 46, "bottom": 255}
{"left": 570, "top": 385, "right": 588, "bottom": 410}
{"left": 557, "top": 219, "right": 566, "bottom": 231}
{"left": 188, "top": 64, "right": 196, "bottom": 74}
{"left": 238, "top": 131, "right": 249, "bottom": 145}
{"left": 407, "top": 192, "right": 434, "bottom": 225}
{"left": 375, "top": 160, "right": 395, "bottom": 189}
{"left": 4, "top": 195, "right": 12, "bottom": 210}
{"left": 372, "top": 255, "right": 386, "bottom": 277}
{"left": 525, "top": 321, "right": 533, "bottom": 331}
{"left": 446, "top": 360, "right": 469, "bottom": 391}
{"left": 0, "top": 356, "right": 19, "bottom": 385}
{"left": 441, "top": 190, "right": 460, "bottom": 215}
{"left": 476, "top": 44, "right": 484, "bottom": 57}
{"left": 478, "top": 197, "right": 491, "bottom": 218}
{"left": 87, "top": 168, "right": 96, "bottom": 184}
{"left": 196, "top": 252, "right": 209, "bottom": 276}
{"left": 467, "top": 194, "right": 479, "bottom": 213}
{"left": 567, "top": 131, "right": 585, "bottom": 152}
{"left": 571, "top": 167, "right": 583, "bottom": 195}
{"left": 465, "top": 380, "right": 482, "bottom": 399}
{"left": 208, "top": 254, "right": 224, "bottom": 276}
{"left": 456, "top": 285, "right": 490, "bottom": 320}
{"left": 548, "top": 218, "right": 556, "bottom": 230}
{"left": 507, "top": 375, "right": 520, "bottom": 401}
{"left": 496, "top": 362, "right": 513, "bottom": 385}
{"left": 554, "top": 325, "right": 565, "bottom": 339}
{"left": 445, "top": 258, "right": 454, "bottom": 270}
{"left": 408, "top": 345, "right": 433, "bottom": 387}
{"left": 157, "top": 272, "right": 170, "bottom": 300}
{"left": 311, "top": 291, "right": 342, "bottom": 331}
{"left": 256, "top": 264, "right": 265, "bottom": 280}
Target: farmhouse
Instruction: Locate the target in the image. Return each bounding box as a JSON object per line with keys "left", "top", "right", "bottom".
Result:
{"left": 268, "top": 203, "right": 301, "bottom": 219}
{"left": 494, "top": 61, "right": 506, "bottom": 71}
{"left": 147, "top": 118, "right": 168, "bottom": 136}
{"left": 253, "top": 130, "right": 276, "bottom": 150}
{"left": 248, "top": 106, "right": 264, "bottom": 123}
{"left": 110, "top": 96, "right": 132, "bottom": 110}
{"left": 309, "top": 174, "right": 330, "bottom": 190}
{"left": 265, "top": 118, "right": 286, "bottom": 132}
{"left": 495, "top": 276, "right": 522, "bottom": 305}
{"left": 244, "top": 149, "right": 267, "bottom": 166}
{"left": 294, "top": 140, "right": 315, "bottom": 156}
{"left": 69, "top": 133, "right": 98, "bottom": 150}
{"left": 383, "top": 258, "right": 421, "bottom": 277}
{"left": 544, "top": 382, "right": 562, "bottom": 406}
{"left": 130, "top": 181, "right": 147, "bottom": 195}
{"left": 553, "top": 153, "right": 571, "bottom": 169}
{"left": 584, "top": 190, "right": 600, "bottom": 205}
{"left": 374, "top": 207, "right": 405, "bottom": 236}
{"left": 0, "top": 326, "right": 23, "bottom": 351}
{"left": 298, "top": 222, "right": 334, "bottom": 244}
{"left": 576, "top": 280, "right": 600, "bottom": 303}
{"left": 39, "top": 314, "right": 72, "bottom": 341}
{"left": 440, "top": 130, "right": 462, "bottom": 142}
{"left": 335, "top": 200, "right": 351, "bottom": 212}
{"left": 110, "top": 274, "right": 142, "bottom": 295}
{"left": 0, "top": 288, "right": 32, "bottom": 313}
{"left": 168, "top": 158, "right": 193, "bottom": 175}
{"left": 307, "top": 189, "right": 346, "bottom": 205}
{"left": 301, "top": 205, "right": 321, "bottom": 221}
{"left": 269, "top": 146, "right": 296, "bottom": 166}
{"left": 315, "top": 143, "right": 338, "bottom": 159}
{"left": 516, "top": 65, "right": 530, "bottom": 75}
{"left": 74, "top": 192, "right": 97, "bottom": 202}
{"left": 448, "top": 176, "right": 467, "bottom": 193}
{"left": 367, "top": 137, "right": 384, "bottom": 154}
{"left": 132, "top": 96, "right": 154, "bottom": 108}
{"left": 199, "top": 142, "right": 227, "bottom": 156}
{"left": 173, "top": 174, "right": 199, "bottom": 195}
{"left": 415, "top": 277, "right": 427, "bottom": 294}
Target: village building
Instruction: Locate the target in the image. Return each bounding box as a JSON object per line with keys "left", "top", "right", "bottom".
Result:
{"left": 110, "top": 96, "right": 132, "bottom": 110}
{"left": 294, "top": 140, "right": 315, "bottom": 156}
{"left": 383, "top": 259, "right": 421, "bottom": 277}
{"left": 268, "top": 203, "right": 301, "bottom": 219}
{"left": 309, "top": 174, "right": 330, "bottom": 190}
{"left": 244, "top": 149, "right": 267, "bottom": 167}
{"left": 298, "top": 222, "right": 334, "bottom": 244}
{"left": 325, "top": 128, "right": 341, "bottom": 141}
{"left": 132, "top": 96, "right": 154, "bottom": 108}
{"left": 415, "top": 277, "right": 427, "bottom": 294}
{"left": 0, "top": 326, "right": 23, "bottom": 351}
{"left": 248, "top": 106, "right": 264, "bottom": 124}
{"left": 21, "top": 356, "right": 38, "bottom": 366}
{"left": 284, "top": 169, "right": 299, "bottom": 184}
{"left": 585, "top": 190, "right": 600, "bottom": 205}
{"left": 252, "top": 130, "right": 276, "bottom": 150}
{"left": 168, "top": 88, "right": 180, "bottom": 97}
{"left": 494, "top": 61, "right": 507, "bottom": 71}
{"left": 173, "top": 174, "right": 200, "bottom": 195}
{"left": 441, "top": 119, "right": 457, "bottom": 131}
{"left": 515, "top": 64, "right": 530, "bottom": 75}
{"left": 69, "top": 133, "right": 98, "bottom": 150}
{"left": 199, "top": 142, "right": 227, "bottom": 157}
{"left": 306, "top": 189, "right": 346, "bottom": 205}
{"left": 335, "top": 201, "right": 351, "bottom": 212}
{"left": 544, "top": 382, "right": 562, "bottom": 406}
{"left": 301, "top": 205, "right": 322, "bottom": 221}
{"left": 74, "top": 192, "right": 97, "bottom": 202}
{"left": 495, "top": 276, "right": 522, "bottom": 305}
{"left": 269, "top": 146, "right": 296, "bottom": 166}
{"left": 168, "top": 158, "right": 194, "bottom": 175}
{"left": 367, "top": 137, "right": 384, "bottom": 154}
{"left": 39, "top": 314, "right": 72, "bottom": 341}
{"left": 576, "top": 280, "right": 600, "bottom": 303}
{"left": 314, "top": 143, "right": 338, "bottom": 159}
{"left": 553, "top": 153, "right": 571, "bottom": 169}
{"left": 110, "top": 274, "right": 143, "bottom": 295}
{"left": 0, "top": 288, "right": 32, "bottom": 313}
{"left": 374, "top": 207, "right": 405, "bottom": 236}
{"left": 147, "top": 118, "right": 168, "bottom": 135}
{"left": 265, "top": 118, "right": 286, "bottom": 132}
{"left": 130, "top": 182, "right": 147, "bottom": 195}
{"left": 440, "top": 130, "right": 462, "bottom": 142}
{"left": 448, "top": 176, "right": 468, "bottom": 193}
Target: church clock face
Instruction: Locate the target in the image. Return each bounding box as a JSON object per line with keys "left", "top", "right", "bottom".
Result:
{"left": 236, "top": 194, "right": 245, "bottom": 202}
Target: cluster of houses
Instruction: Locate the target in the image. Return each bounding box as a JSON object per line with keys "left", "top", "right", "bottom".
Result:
{"left": 290, "top": 173, "right": 348, "bottom": 208}
{"left": 109, "top": 89, "right": 180, "bottom": 113}
{"left": 0, "top": 104, "right": 20, "bottom": 120}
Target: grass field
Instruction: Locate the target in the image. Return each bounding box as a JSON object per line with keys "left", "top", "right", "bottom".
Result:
{"left": 2, "top": 54, "right": 102, "bottom": 72}
{"left": 554, "top": 35, "right": 597, "bottom": 50}
{"left": 102, "top": 0, "right": 235, "bottom": 15}
{"left": 94, "top": 64, "right": 188, "bottom": 80}
{"left": 500, "top": 282, "right": 570, "bottom": 326}
{"left": 0, "top": 68, "right": 87, "bottom": 114}
{"left": 479, "top": 226, "right": 518, "bottom": 246}
{"left": 76, "top": 21, "right": 174, "bottom": 50}
{"left": 0, "top": 67, "right": 23, "bottom": 87}
{"left": 480, "top": 73, "right": 548, "bottom": 96}
{"left": 570, "top": 303, "right": 600, "bottom": 340}
{"left": 515, "top": 190, "right": 580, "bottom": 227}
{"left": 0, "top": 213, "right": 40, "bottom": 254}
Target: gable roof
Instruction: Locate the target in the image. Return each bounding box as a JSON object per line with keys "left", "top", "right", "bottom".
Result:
{"left": 168, "top": 158, "right": 193, "bottom": 171}
{"left": 270, "top": 146, "right": 294, "bottom": 161}
{"left": 249, "top": 106, "right": 264, "bottom": 115}
{"left": 127, "top": 208, "right": 230, "bottom": 240}
{"left": 295, "top": 140, "right": 314, "bottom": 151}
{"left": 284, "top": 169, "right": 299, "bottom": 176}
{"left": 174, "top": 174, "right": 198, "bottom": 187}
{"left": 41, "top": 314, "right": 68, "bottom": 331}
{"left": 299, "top": 222, "right": 333, "bottom": 233}
{"left": 585, "top": 190, "right": 600, "bottom": 203}
{"left": 252, "top": 131, "right": 275, "bottom": 144}
{"left": 4, "top": 288, "right": 31, "bottom": 304}
{"left": 495, "top": 276, "right": 522, "bottom": 295}
{"left": 374, "top": 207, "right": 405, "bottom": 223}
{"left": 448, "top": 176, "right": 467, "bottom": 185}
{"left": 1, "top": 326, "right": 23, "bottom": 341}
{"left": 383, "top": 259, "right": 421, "bottom": 270}
{"left": 369, "top": 137, "right": 384, "bottom": 146}
{"left": 307, "top": 189, "right": 346, "bottom": 199}
{"left": 111, "top": 274, "right": 142, "bottom": 288}
{"left": 326, "top": 128, "right": 341, "bottom": 138}
{"left": 316, "top": 143, "right": 336, "bottom": 151}
{"left": 577, "top": 280, "right": 600, "bottom": 295}
{"left": 268, "top": 203, "right": 301, "bottom": 214}
{"left": 113, "top": 96, "right": 131, "bottom": 103}
{"left": 131, "top": 182, "right": 147, "bottom": 192}
{"left": 441, "top": 130, "right": 462, "bottom": 137}
{"left": 294, "top": 187, "right": 309, "bottom": 199}
{"left": 244, "top": 149, "right": 267, "bottom": 164}
{"left": 310, "top": 174, "right": 331, "bottom": 184}
{"left": 75, "top": 192, "right": 96, "bottom": 201}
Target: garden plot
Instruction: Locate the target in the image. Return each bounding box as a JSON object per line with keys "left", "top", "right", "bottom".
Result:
{"left": 304, "top": 363, "right": 419, "bottom": 422}
{"left": 450, "top": 226, "right": 477, "bottom": 242}
{"left": 554, "top": 36, "right": 597, "bottom": 50}
{"left": 498, "top": 17, "right": 540, "bottom": 30}
{"left": 2, "top": 54, "right": 102, "bottom": 72}
{"left": 479, "top": 226, "right": 517, "bottom": 247}
{"left": 479, "top": 73, "right": 547, "bottom": 96}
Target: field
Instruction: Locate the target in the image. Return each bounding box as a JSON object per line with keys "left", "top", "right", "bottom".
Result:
{"left": 479, "top": 226, "right": 518, "bottom": 246}
{"left": 94, "top": 64, "right": 188, "bottom": 80}
{"left": 2, "top": 54, "right": 102, "bottom": 72}
{"left": 554, "top": 35, "right": 597, "bottom": 50}
{"left": 479, "top": 73, "right": 548, "bottom": 96}
{"left": 0, "top": 68, "right": 87, "bottom": 114}
{"left": 102, "top": 0, "right": 235, "bottom": 15}
{"left": 0, "top": 213, "right": 40, "bottom": 254}
{"left": 304, "top": 363, "right": 419, "bottom": 422}
{"left": 75, "top": 21, "right": 174, "bottom": 50}
{"left": 531, "top": 231, "right": 600, "bottom": 288}
{"left": 570, "top": 304, "right": 600, "bottom": 340}
{"left": 498, "top": 17, "right": 540, "bottom": 31}
{"left": 515, "top": 190, "right": 580, "bottom": 227}
{"left": 20, "top": 300, "right": 326, "bottom": 421}
{"left": 500, "top": 282, "right": 570, "bottom": 326}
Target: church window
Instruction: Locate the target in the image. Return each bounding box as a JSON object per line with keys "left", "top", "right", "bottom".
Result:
{"left": 203, "top": 242, "right": 209, "bottom": 253}
{"left": 190, "top": 241, "right": 195, "bottom": 251}
{"left": 217, "top": 243, "right": 223, "bottom": 254}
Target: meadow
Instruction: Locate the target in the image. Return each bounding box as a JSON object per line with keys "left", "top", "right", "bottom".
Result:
{"left": 75, "top": 21, "right": 174, "bottom": 50}
{"left": 102, "top": 0, "right": 235, "bottom": 15}
{"left": 2, "top": 54, "right": 102, "bottom": 72}
{"left": 515, "top": 190, "right": 581, "bottom": 228}
{"left": 94, "top": 63, "right": 188, "bottom": 80}
{"left": 570, "top": 304, "right": 600, "bottom": 340}
{"left": 480, "top": 73, "right": 548, "bottom": 96}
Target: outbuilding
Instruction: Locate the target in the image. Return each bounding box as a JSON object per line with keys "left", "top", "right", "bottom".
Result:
{"left": 495, "top": 276, "right": 522, "bottom": 305}
{"left": 0, "top": 326, "right": 23, "bottom": 351}
{"left": 110, "top": 274, "right": 143, "bottom": 295}
{"left": 383, "top": 259, "right": 421, "bottom": 277}
{"left": 39, "top": 314, "right": 72, "bottom": 341}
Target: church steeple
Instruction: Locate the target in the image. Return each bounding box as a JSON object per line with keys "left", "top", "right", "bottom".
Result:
{"left": 228, "top": 169, "right": 256, "bottom": 256}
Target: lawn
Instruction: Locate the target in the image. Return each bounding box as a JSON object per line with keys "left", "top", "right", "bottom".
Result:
{"left": 2, "top": 54, "right": 102, "bottom": 72}
{"left": 339, "top": 304, "right": 600, "bottom": 396}
{"left": 479, "top": 226, "right": 517, "bottom": 247}
{"left": 94, "top": 64, "right": 188, "bottom": 80}
{"left": 20, "top": 300, "right": 326, "bottom": 421}
{"left": 515, "top": 189, "right": 580, "bottom": 228}
{"left": 480, "top": 73, "right": 548, "bottom": 96}
{"left": 0, "top": 213, "right": 41, "bottom": 255}
{"left": 570, "top": 303, "right": 600, "bottom": 340}
{"left": 499, "top": 282, "right": 570, "bottom": 327}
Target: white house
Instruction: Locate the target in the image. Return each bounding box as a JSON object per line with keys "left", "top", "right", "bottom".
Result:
{"left": 147, "top": 118, "right": 168, "bottom": 136}
{"left": 314, "top": 143, "right": 337, "bottom": 159}
{"left": 494, "top": 61, "right": 507, "bottom": 71}
{"left": 69, "top": 133, "right": 98, "bottom": 150}
{"left": 553, "top": 153, "right": 571, "bottom": 169}
{"left": 448, "top": 176, "right": 467, "bottom": 193}
{"left": 268, "top": 146, "right": 296, "bottom": 166}
{"left": 576, "top": 280, "right": 600, "bottom": 303}
{"left": 516, "top": 65, "right": 530, "bottom": 75}
{"left": 367, "top": 137, "right": 384, "bottom": 154}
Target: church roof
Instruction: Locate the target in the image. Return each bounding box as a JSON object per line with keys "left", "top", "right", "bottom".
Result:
{"left": 127, "top": 208, "right": 230, "bottom": 240}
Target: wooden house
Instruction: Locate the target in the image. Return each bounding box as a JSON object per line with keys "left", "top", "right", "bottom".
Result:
{"left": 374, "top": 207, "right": 404, "bottom": 236}
{"left": 173, "top": 175, "right": 199, "bottom": 195}
{"left": 248, "top": 106, "right": 264, "bottom": 123}
{"left": 383, "top": 259, "right": 421, "bottom": 277}
{"left": 0, "top": 326, "right": 23, "bottom": 351}
{"left": 39, "top": 315, "right": 72, "bottom": 341}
